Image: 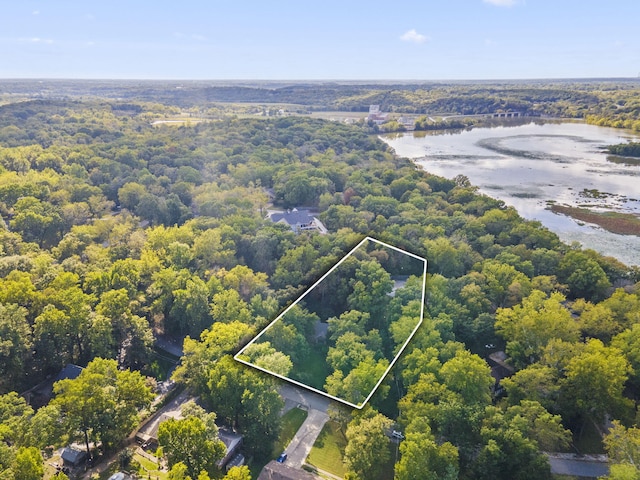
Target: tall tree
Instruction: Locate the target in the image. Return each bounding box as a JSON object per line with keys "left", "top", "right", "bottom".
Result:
{"left": 561, "top": 339, "right": 632, "bottom": 425}
{"left": 205, "top": 356, "right": 283, "bottom": 458}
{"left": 440, "top": 350, "right": 493, "bottom": 405}
{"left": 603, "top": 421, "right": 640, "bottom": 478}
{"left": 52, "top": 358, "right": 153, "bottom": 456}
{"left": 344, "top": 411, "right": 393, "bottom": 480}
{"left": 158, "top": 416, "right": 225, "bottom": 479}
{"left": 0, "top": 303, "right": 32, "bottom": 394}
{"left": 495, "top": 290, "right": 580, "bottom": 368}
{"left": 172, "top": 321, "right": 254, "bottom": 392}
{"left": 395, "top": 418, "right": 458, "bottom": 480}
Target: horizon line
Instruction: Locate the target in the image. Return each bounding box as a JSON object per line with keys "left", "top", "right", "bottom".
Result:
{"left": 1, "top": 76, "right": 639, "bottom": 83}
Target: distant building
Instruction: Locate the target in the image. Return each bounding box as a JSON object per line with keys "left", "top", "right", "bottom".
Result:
{"left": 268, "top": 208, "right": 327, "bottom": 234}
{"left": 368, "top": 104, "right": 388, "bottom": 125}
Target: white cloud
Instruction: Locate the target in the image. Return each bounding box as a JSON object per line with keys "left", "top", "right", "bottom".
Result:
{"left": 483, "top": 0, "right": 520, "bottom": 6}
{"left": 174, "top": 32, "right": 207, "bottom": 42}
{"left": 32, "top": 10, "right": 40, "bottom": 15}
{"left": 25, "top": 37, "right": 54, "bottom": 44}
{"left": 400, "top": 29, "right": 429, "bottom": 44}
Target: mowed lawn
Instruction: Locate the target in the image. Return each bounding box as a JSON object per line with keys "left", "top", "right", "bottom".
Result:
{"left": 133, "top": 452, "right": 167, "bottom": 480}
{"left": 272, "top": 407, "right": 309, "bottom": 458}
{"left": 307, "top": 421, "right": 347, "bottom": 477}
{"left": 296, "top": 346, "right": 331, "bottom": 391}
{"left": 307, "top": 421, "right": 397, "bottom": 480}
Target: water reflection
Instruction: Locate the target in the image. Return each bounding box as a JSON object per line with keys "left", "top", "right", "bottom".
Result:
{"left": 381, "top": 121, "right": 640, "bottom": 266}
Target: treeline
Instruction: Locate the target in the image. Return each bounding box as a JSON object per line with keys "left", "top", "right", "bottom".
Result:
{"left": 414, "top": 116, "right": 477, "bottom": 131}
{"left": 0, "top": 97, "right": 639, "bottom": 479}
{"left": 3, "top": 79, "right": 640, "bottom": 120}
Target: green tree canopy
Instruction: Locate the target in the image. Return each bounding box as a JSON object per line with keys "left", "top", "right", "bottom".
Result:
{"left": 52, "top": 358, "right": 153, "bottom": 456}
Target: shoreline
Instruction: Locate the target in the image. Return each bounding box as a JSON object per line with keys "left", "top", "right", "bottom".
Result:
{"left": 549, "top": 204, "right": 640, "bottom": 237}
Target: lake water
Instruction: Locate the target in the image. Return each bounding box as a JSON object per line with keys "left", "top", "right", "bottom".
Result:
{"left": 381, "top": 120, "right": 640, "bottom": 267}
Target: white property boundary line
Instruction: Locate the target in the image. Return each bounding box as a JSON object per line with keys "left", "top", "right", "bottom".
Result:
{"left": 234, "top": 236, "right": 428, "bottom": 409}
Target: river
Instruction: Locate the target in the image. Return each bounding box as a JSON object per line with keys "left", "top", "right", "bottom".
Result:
{"left": 381, "top": 120, "right": 640, "bottom": 267}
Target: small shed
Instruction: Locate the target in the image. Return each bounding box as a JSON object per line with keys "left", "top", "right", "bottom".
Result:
{"left": 61, "top": 447, "right": 87, "bottom": 467}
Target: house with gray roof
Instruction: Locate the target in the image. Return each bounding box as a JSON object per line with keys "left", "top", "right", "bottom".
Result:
{"left": 268, "top": 208, "right": 327, "bottom": 234}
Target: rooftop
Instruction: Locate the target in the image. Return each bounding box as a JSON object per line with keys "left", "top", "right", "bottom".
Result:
{"left": 268, "top": 208, "right": 327, "bottom": 234}
{"left": 257, "top": 460, "right": 318, "bottom": 480}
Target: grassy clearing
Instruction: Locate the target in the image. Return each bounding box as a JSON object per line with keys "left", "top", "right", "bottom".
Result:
{"left": 133, "top": 452, "right": 168, "bottom": 480}
{"left": 307, "top": 421, "right": 347, "bottom": 478}
{"left": 272, "top": 407, "right": 308, "bottom": 458}
{"left": 550, "top": 205, "right": 640, "bottom": 236}
{"left": 292, "top": 346, "right": 331, "bottom": 391}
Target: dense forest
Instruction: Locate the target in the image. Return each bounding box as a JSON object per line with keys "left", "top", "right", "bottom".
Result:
{"left": 0, "top": 82, "right": 639, "bottom": 480}
{"left": 238, "top": 238, "right": 426, "bottom": 407}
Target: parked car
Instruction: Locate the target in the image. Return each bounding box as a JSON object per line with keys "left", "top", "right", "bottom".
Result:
{"left": 392, "top": 430, "right": 405, "bottom": 440}
{"left": 277, "top": 453, "right": 287, "bottom": 463}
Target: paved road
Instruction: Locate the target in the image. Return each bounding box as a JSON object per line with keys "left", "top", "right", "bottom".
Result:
{"left": 548, "top": 455, "right": 609, "bottom": 478}
{"left": 279, "top": 383, "right": 337, "bottom": 469}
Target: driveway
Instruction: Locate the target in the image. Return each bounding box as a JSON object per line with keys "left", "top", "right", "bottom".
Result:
{"left": 284, "top": 409, "right": 330, "bottom": 468}
{"left": 280, "top": 383, "right": 333, "bottom": 413}
{"left": 279, "top": 383, "right": 337, "bottom": 468}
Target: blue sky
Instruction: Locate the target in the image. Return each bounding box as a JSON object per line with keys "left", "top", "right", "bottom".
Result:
{"left": 1, "top": 0, "right": 639, "bottom": 80}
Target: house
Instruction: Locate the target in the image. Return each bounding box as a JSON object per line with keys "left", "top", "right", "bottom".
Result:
{"left": 368, "top": 104, "right": 389, "bottom": 125}
{"left": 22, "top": 364, "right": 84, "bottom": 408}
{"left": 61, "top": 447, "right": 87, "bottom": 467}
{"left": 268, "top": 209, "right": 327, "bottom": 234}
{"left": 137, "top": 411, "right": 244, "bottom": 470}
{"left": 487, "top": 350, "right": 515, "bottom": 382}
{"left": 257, "top": 460, "right": 319, "bottom": 480}
{"left": 136, "top": 412, "right": 180, "bottom": 447}
{"left": 217, "top": 428, "right": 244, "bottom": 469}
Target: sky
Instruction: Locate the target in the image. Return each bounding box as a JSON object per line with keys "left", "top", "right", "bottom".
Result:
{"left": 1, "top": 0, "right": 639, "bottom": 80}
